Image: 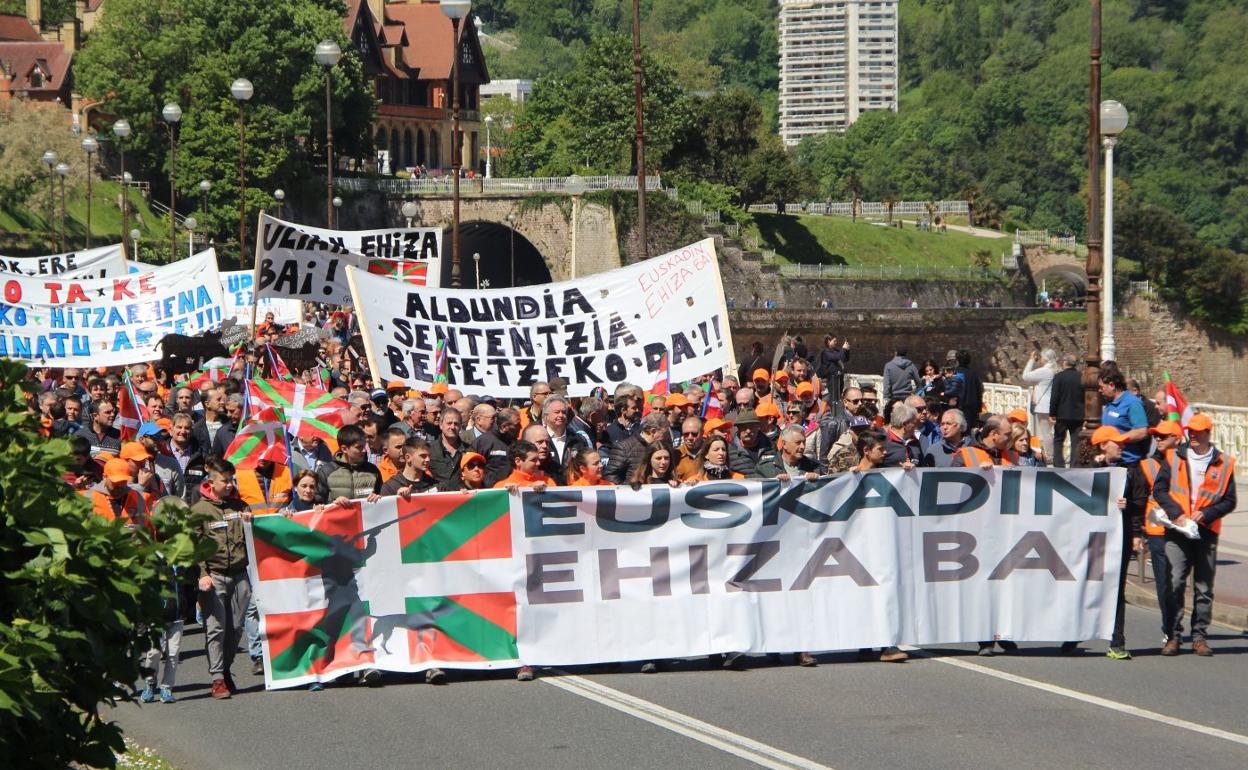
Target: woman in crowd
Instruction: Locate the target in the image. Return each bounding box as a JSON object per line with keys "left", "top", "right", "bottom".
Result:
{"left": 568, "top": 447, "right": 608, "bottom": 486}
{"left": 1011, "top": 424, "right": 1046, "bottom": 467}
{"left": 286, "top": 470, "right": 321, "bottom": 514}
{"left": 631, "top": 443, "right": 679, "bottom": 487}
{"left": 686, "top": 436, "right": 744, "bottom": 483}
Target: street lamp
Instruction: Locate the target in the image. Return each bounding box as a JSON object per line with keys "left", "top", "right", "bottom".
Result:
{"left": 130, "top": 228, "right": 141, "bottom": 262}
{"left": 315, "top": 40, "right": 342, "bottom": 226}
{"left": 274, "top": 188, "right": 285, "bottom": 219}
{"left": 231, "top": 77, "right": 253, "bottom": 272}
{"left": 199, "top": 179, "right": 211, "bottom": 220}
{"left": 41, "top": 150, "right": 57, "bottom": 250}
{"left": 332, "top": 195, "right": 342, "bottom": 229}
{"left": 55, "top": 161, "right": 69, "bottom": 253}
{"left": 81, "top": 135, "right": 98, "bottom": 248}
{"left": 113, "top": 119, "right": 131, "bottom": 254}
{"left": 566, "top": 174, "right": 586, "bottom": 279}
{"left": 184, "top": 216, "right": 197, "bottom": 258}
{"left": 1099, "top": 99, "right": 1128, "bottom": 363}
{"left": 473, "top": 252, "right": 481, "bottom": 289}
{"left": 162, "top": 101, "right": 183, "bottom": 263}
{"left": 484, "top": 114, "right": 493, "bottom": 179}
{"left": 631, "top": 0, "right": 648, "bottom": 258}
{"left": 441, "top": 0, "right": 471, "bottom": 287}
{"left": 505, "top": 212, "right": 516, "bottom": 287}
{"left": 402, "top": 200, "right": 418, "bottom": 228}
{"left": 1081, "top": 0, "right": 1105, "bottom": 447}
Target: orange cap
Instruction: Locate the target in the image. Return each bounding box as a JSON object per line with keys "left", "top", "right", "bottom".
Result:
{"left": 665, "top": 393, "right": 690, "bottom": 407}
{"left": 795, "top": 382, "right": 814, "bottom": 397}
{"left": 1150, "top": 420, "right": 1183, "bottom": 438}
{"left": 1091, "top": 425, "right": 1127, "bottom": 446}
{"left": 1187, "top": 413, "right": 1213, "bottom": 432}
{"left": 755, "top": 401, "right": 782, "bottom": 419}
{"left": 104, "top": 458, "right": 132, "bottom": 483}
{"left": 751, "top": 368, "right": 770, "bottom": 382}
{"left": 773, "top": 370, "right": 789, "bottom": 382}
{"left": 386, "top": 380, "right": 408, "bottom": 393}
{"left": 459, "top": 451, "right": 486, "bottom": 469}
{"left": 703, "top": 417, "right": 734, "bottom": 436}
{"left": 426, "top": 382, "right": 448, "bottom": 396}
{"left": 1007, "top": 408, "right": 1029, "bottom": 424}
{"left": 119, "top": 442, "right": 152, "bottom": 462}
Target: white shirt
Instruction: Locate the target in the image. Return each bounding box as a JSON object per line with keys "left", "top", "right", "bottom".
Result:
{"left": 1021, "top": 360, "right": 1055, "bottom": 415}
{"left": 549, "top": 429, "right": 568, "bottom": 463}
{"left": 1188, "top": 447, "right": 1214, "bottom": 508}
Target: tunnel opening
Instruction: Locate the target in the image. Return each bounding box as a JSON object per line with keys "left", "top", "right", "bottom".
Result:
{"left": 439, "top": 220, "right": 552, "bottom": 289}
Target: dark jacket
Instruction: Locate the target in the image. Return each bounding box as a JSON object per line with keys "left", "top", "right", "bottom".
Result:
{"left": 1048, "top": 367, "right": 1085, "bottom": 422}
{"left": 1098, "top": 458, "right": 1149, "bottom": 539}
{"left": 547, "top": 428, "right": 590, "bottom": 469}
{"left": 732, "top": 439, "right": 772, "bottom": 476}
{"left": 76, "top": 423, "right": 121, "bottom": 457}
{"left": 165, "top": 439, "right": 207, "bottom": 503}
{"left": 211, "top": 422, "right": 237, "bottom": 459}
{"left": 951, "top": 366, "right": 984, "bottom": 422}
{"left": 604, "top": 419, "right": 639, "bottom": 450}
{"left": 429, "top": 434, "right": 470, "bottom": 490}
{"left": 816, "top": 348, "right": 849, "bottom": 382}
{"left": 1152, "top": 445, "right": 1237, "bottom": 526}
{"left": 882, "top": 355, "right": 921, "bottom": 401}
{"left": 757, "top": 453, "right": 818, "bottom": 478}
{"left": 883, "top": 430, "right": 922, "bottom": 467}
{"left": 191, "top": 487, "right": 249, "bottom": 575}
{"left": 737, "top": 350, "right": 770, "bottom": 387}
{"left": 475, "top": 426, "right": 517, "bottom": 489}
{"left": 604, "top": 435, "right": 650, "bottom": 484}
{"left": 316, "top": 452, "right": 382, "bottom": 502}
{"left": 379, "top": 471, "right": 437, "bottom": 497}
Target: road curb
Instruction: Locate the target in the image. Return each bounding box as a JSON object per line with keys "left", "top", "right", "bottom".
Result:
{"left": 1124, "top": 577, "right": 1248, "bottom": 633}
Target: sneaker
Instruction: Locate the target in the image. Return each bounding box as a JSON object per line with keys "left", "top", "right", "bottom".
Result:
{"left": 977, "top": 643, "right": 995, "bottom": 657}
{"left": 425, "top": 668, "right": 447, "bottom": 685}
{"left": 1192, "top": 639, "right": 1213, "bottom": 657}
{"left": 251, "top": 657, "right": 263, "bottom": 676}
{"left": 1059, "top": 642, "right": 1080, "bottom": 656}
{"left": 1160, "top": 638, "right": 1181, "bottom": 656}
{"left": 140, "top": 681, "right": 157, "bottom": 703}
{"left": 360, "top": 668, "right": 383, "bottom": 686}
{"left": 516, "top": 665, "right": 535, "bottom": 681}
{"left": 308, "top": 682, "right": 325, "bottom": 692}
{"left": 796, "top": 652, "right": 818, "bottom": 667}
{"left": 997, "top": 641, "right": 1018, "bottom": 653}
{"left": 1106, "top": 647, "right": 1132, "bottom": 660}
{"left": 722, "top": 652, "right": 747, "bottom": 670}
{"left": 210, "top": 678, "right": 231, "bottom": 700}
{"left": 640, "top": 661, "right": 658, "bottom": 674}
{"left": 159, "top": 685, "right": 176, "bottom": 704}
{"left": 879, "top": 647, "right": 909, "bottom": 663}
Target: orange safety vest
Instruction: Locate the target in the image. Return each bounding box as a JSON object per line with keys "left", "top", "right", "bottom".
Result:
{"left": 956, "top": 446, "right": 1018, "bottom": 468}
{"left": 494, "top": 468, "right": 548, "bottom": 489}
{"left": 378, "top": 454, "right": 400, "bottom": 482}
{"left": 1138, "top": 455, "right": 1166, "bottom": 536}
{"left": 1160, "top": 451, "right": 1236, "bottom": 535}
{"left": 237, "top": 467, "right": 293, "bottom": 515}
{"left": 90, "top": 485, "right": 152, "bottom": 532}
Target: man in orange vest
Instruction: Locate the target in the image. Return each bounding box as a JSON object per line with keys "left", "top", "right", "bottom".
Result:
{"left": 1152, "top": 412, "right": 1237, "bottom": 656}
{"left": 1137, "top": 420, "right": 1184, "bottom": 643}
{"left": 89, "top": 458, "right": 150, "bottom": 531}
{"left": 236, "top": 444, "right": 293, "bottom": 517}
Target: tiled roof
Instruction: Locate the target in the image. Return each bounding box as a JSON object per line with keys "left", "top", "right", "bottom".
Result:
{"left": 0, "top": 14, "right": 40, "bottom": 42}
{"left": 383, "top": 2, "right": 460, "bottom": 81}
{"left": 0, "top": 40, "right": 72, "bottom": 94}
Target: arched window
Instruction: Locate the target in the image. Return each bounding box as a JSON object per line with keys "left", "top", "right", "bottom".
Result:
{"left": 429, "top": 130, "right": 441, "bottom": 169}
{"left": 389, "top": 128, "right": 400, "bottom": 173}
{"left": 416, "top": 129, "right": 427, "bottom": 166}
{"left": 402, "top": 129, "right": 413, "bottom": 170}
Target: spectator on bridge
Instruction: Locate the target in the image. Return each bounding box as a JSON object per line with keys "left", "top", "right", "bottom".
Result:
{"left": 815, "top": 336, "right": 850, "bottom": 403}
{"left": 737, "top": 341, "right": 769, "bottom": 386}
{"left": 1022, "top": 349, "right": 1057, "bottom": 461}
{"left": 948, "top": 350, "right": 984, "bottom": 428}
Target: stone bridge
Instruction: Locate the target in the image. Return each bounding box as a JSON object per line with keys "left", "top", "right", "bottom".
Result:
{"left": 1021, "top": 245, "right": 1088, "bottom": 294}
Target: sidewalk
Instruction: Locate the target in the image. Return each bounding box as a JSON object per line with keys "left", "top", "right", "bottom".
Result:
{"left": 1124, "top": 482, "right": 1248, "bottom": 631}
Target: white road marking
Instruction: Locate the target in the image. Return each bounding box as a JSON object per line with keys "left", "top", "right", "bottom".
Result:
{"left": 927, "top": 654, "right": 1248, "bottom": 748}
{"left": 542, "top": 673, "right": 835, "bottom": 770}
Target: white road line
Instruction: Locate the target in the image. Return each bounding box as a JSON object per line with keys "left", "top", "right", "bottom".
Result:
{"left": 928, "top": 655, "right": 1248, "bottom": 748}
{"left": 542, "top": 674, "right": 835, "bottom": 770}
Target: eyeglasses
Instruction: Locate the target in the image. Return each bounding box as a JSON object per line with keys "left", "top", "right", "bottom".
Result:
{"left": 464, "top": 463, "right": 485, "bottom": 471}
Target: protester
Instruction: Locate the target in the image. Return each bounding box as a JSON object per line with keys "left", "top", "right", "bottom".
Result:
{"left": 316, "top": 424, "right": 383, "bottom": 505}
{"left": 852, "top": 430, "right": 908, "bottom": 664}
{"left": 882, "top": 346, "right": 921, "bottom": 401}
{"left": 922, "top": 408, "right": 970, "bottom": 467}
{"left": 631, "top": 442, "right": 679, "bottom": 487}
{"left": 568, "top": 447, "right": 608, "bottom": 486}
{"left": 380, "top": 437, "right": 436, "bottom": 496}
{"left": 1137, "top": 420, "right": 1184, "bottom": 641}
{"left": 192, "top": 457, "right": 251, "bottom": 699}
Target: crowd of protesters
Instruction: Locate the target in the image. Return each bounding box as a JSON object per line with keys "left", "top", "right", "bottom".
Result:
{"left": 28, "top": 313, "right": 1236, "bottom": 700}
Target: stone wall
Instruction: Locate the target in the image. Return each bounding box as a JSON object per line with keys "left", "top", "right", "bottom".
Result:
{"left": 765, "top": 277, "right": 1030, "bottom": 311}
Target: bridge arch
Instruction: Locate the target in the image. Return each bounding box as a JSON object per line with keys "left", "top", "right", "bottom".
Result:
{"left": 439, "top": 220, "right": 552, "bottom": 288}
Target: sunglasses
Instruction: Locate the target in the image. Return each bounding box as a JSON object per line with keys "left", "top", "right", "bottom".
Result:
{"left": 681, "top": 430, "right": 700, "bottom": 437}
{"left": 846, "top": 398, "right": 862, "bottom": 404}
{"left": 464, "top": 463, "right": 485, "bottom": 470}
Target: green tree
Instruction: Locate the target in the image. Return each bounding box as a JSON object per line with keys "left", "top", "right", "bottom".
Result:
{"left": 0, "top": 360, "right": 210, "bottom": 768}
{"left": 74, "top": 0, "right": 376, "bottom": 258}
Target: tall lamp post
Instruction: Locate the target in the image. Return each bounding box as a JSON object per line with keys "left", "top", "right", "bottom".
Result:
{"left": 55, "top": 162, "right": 69, "bottom": 253}
{"left": 402, "top": 200, "right": 418, "bottom": 228}
{"left": 505, "top": 212, "right": 516, "bottom": 287}
{"left": 1099, "top": 99, "right": 1128, "bottom": 363}
{"left": 113, "top": 119, "right": 131, "bottom": 255}
{"left": 130, "top": 228, "right": 141, "bottom": 261}
{"left": 315, "top": 40, "right": 342, "bottom": 226}
{"left": 41, "top": 151, "right": 57, "bottom": 249}
{"left": 631, "top": 0, "right": 648, "bottom": 258}
{"left": 81, "top": 135, "right": 98, "bottom": 248}
{"left": 199, "top": 179, "right": 211, "bottom": 220}
{"left": 566, "top": 174, "right": 586, "bottom": 279}
{"left": 484, "top": 114, "right": 493, "bottom": 179}
{"left": 332, "top": 195, "right": 342, "bottom": 229}
{"left": 162, "top": 102, "right": 182, "bottom": 262}
{"left": 1081, "top": 0, "right": 1104, "bottom": 444}
{"left": 274, "top": 188, "right": 285, "bottom": 219}
{"left": 231, "top": 78, "right": 254, "bottom": 270}
{"left": 184, "top": 216, "right": 197, "bottom": 259}
{"left": 441, "top": 0, "right": 471, "bottom": 287}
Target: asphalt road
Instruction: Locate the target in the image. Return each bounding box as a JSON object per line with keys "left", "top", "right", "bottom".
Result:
{"left": 107, "top": 605, "right": 1248, "bottom": 770}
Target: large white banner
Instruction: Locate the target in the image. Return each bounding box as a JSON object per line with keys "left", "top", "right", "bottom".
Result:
{"left": 254, "top": 213, "right": 443, "bottom": 305}
{"left": 348, "top": 238, "right": 734, "bottom": 398}
{"left": 220, "top": 270, "right": 302, "bottom": 326}
{"left": 247, "top": 469, "right": 1123, "bottom": 689}
{"left": 0, "top": 249, "right": 225, "bottom": 366}
{"left": 0, "top": 244, "right": 127, "bottom": 279}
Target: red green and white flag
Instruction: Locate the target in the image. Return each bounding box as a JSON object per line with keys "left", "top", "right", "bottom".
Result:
{"left": 246, "top": 379, "right": 346, "bottom": 445}
{"left": 1163, "top": 372, "right": 1194, "bottom": 428}
{"left": 642, "top": 351, "right": 670, "bottom": 416}
{"left": 433, "top": 336, "right": 448, "bottom": 384}
{"left": 265, "top": 344, "right": 293, "bottom": 381}
{"left": 368, "top": 258, "right": 430, "bottom": 286}
{"left": 226, "top": 406, "right": 289, "bottom": 470}
{"left": 245, "top": 491, "right": 518, "bottom": 688}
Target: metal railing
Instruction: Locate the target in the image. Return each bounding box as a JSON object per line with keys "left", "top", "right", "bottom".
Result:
{"left": 753, "top": 200, "right": 970, "bottom": 217}
{"left": 775, "top": 263, "right": 1004, "bottom": 280}
{"left": 747, "top": 203, "right": 778, "bottom": 213}
{"left": 334, "top": 174, "right": 662, "bottom": 195}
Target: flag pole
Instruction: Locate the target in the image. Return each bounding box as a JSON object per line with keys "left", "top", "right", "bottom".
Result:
{"left": 249, "top": 211, "right": 265, "bottom": 330}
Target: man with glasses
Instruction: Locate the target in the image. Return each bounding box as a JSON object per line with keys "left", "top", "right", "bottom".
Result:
{"left": 905, "top": 394, "right": 940, "bottom": 451}
{"left": 923, "top": 408, "right": 971, "bottom": 467}
{"left": 520, "top": 381, "right": 552, "bottom": 431}
{"left": 60, "top": 368, "right": 87, "bottom": 399}
{"left": 463, "top": 403, "right": 496, "bottom": 445}
{"left": 674, "top": 416, "right": 706, "bottom": 479}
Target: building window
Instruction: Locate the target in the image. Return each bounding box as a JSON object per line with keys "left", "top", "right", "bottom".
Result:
{"left": 417, "top": 129, "right": 427, "bottom": 166}
{"left": 429, "top": 130, "right": 441, "bottom": 168}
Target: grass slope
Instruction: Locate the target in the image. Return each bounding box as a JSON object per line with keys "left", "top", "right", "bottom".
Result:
{"left": 1, "top": 180, "right": 171, "bottom": 255}
{"left": 748, "top": 214, "right": 1007, "bottom": 268}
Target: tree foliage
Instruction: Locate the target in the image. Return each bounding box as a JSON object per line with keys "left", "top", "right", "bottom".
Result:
{"left": 73, "top": 0, "right": 377, "bottom": 256}
{"left": 0, "top": 360, "right": 212, "bottom": 768}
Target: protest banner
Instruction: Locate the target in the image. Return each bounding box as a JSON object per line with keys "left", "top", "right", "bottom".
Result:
{"left": 246, "top": 468, "right": 1123, "bottom": 689}
{"left": 0, "top": 244, "right": 127, "bottom": 279}
{"left": 347, "top": 238, "right": 735, "bottom": 398}
{"left": 254, "top": 212, "right": 443, "bottom": 305}
{"left": 0, "top": 249, "right": 225, "bottom": 367}
{"left": 220, "top": 270, "right": 302, "bottom": 326}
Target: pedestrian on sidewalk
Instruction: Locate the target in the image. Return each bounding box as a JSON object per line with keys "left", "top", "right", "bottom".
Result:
{"left": 1152, "top": 413, "right": 1238, "bottom": 656}
{"left": 1021, "top": 349, "right": 1056, "bottom": 460}
{"left": 1137, "top": 421, "right": 1185, "bottom": 643}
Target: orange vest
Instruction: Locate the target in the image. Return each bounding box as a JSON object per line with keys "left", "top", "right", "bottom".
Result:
{"left": 494, "top": 468, "right": 548, "bottom": 489}
{"left": 569, "top": 476, "right": 610, "bottom": 487}
{"left": 1138, "top": 455, "right": 1166, "bottom": 536}
{"left": 956, "top": 446, "right": 1018, "bottom": 468}
{"left": 378, "top": 454, "right": 400, "bottom": 482}
{"left": 90, "top": 485, "right": 152, "bottom": 532}
{"left": 237, "top": 467, "right": 293, "bottom": 515}
{"left": 1159, "top": 451, "right": 1236, "bottom": 534}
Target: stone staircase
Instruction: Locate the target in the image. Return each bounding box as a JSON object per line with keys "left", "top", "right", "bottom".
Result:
{"left": 701, "top": 222, "right": 784, "bottom": 308}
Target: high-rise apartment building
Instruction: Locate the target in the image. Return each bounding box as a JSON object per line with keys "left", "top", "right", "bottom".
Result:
{"left": 778, "top": 0, "right": 899, "bottom": 145}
